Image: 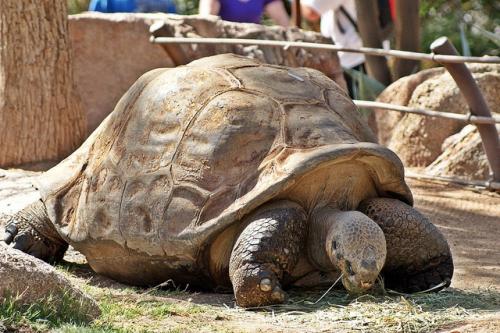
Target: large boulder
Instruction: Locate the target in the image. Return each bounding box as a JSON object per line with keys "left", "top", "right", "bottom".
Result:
{"left": 0, "top": 242, "right": 100, "bottom": 321}
{"left": 372, "top": 64, "right": 500, "bottom": 167}
{"left": 370, "top": 67, "right": 444, "bottom": 144}
{"left": 426, "top": 124, "right": 500, "bottom": 181}
{"left": 69, "top": 13, "right": 345, "bottom": 134}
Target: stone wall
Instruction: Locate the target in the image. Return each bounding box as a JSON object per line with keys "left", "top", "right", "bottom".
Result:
{"left": 69, "top": 13, "right": 346, "bottom": 134}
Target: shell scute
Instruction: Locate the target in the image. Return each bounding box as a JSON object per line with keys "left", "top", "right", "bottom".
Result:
{"left": 284, "top": 102, "right": 358, "bottom": 148}
{"left": 110, "top": 66, "right": 237, "bottom": 175}
{"left": 231, "top": 65, "right": 325, "bottom": 103}
{"left": 174, "top": 90, "right": 281, "bottom": 193}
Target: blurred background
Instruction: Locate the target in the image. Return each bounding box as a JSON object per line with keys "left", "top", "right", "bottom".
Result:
{"left": 68, "top": 0, "right": 499, "bottom": 57}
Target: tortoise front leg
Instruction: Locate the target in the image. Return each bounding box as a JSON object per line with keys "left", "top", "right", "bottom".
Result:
{"left": 229, "top": 200, "right": 307, "bottom": 307}
{"left": 3, "top": 200, "right": 68, "bottom": 264}
{"left": 359, "top": 198, "right": 453, "bottom": 293}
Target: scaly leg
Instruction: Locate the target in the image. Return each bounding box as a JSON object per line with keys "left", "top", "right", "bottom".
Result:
{"left": 229, "top": 200, "right": 307, "bottom": 307}
{"left": 359, "top": 198, "right": 453, "bottom": 293}
{"left": 3, "top": 200, "right": 68, "bottom": 264}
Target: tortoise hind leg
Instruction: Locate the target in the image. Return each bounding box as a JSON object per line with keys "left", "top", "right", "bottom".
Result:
{"left": 359, "top": 198, "right": 453, "bottom": 293}
{"left": 229, "top": 200, "right": 307, "bottom": 307}
{"left": 3, "top": 200, "right": 68, "bottom": 264}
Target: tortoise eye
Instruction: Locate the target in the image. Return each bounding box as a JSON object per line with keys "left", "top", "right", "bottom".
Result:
{"left": 332, "top": 241, "right": 337, "bottom": 250}
{"left": 346, "top": 261, "right": 355, "bottom": 276}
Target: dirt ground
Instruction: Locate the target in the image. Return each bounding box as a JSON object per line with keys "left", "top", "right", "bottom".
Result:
{"left": 0, "top": 167, "right": 499, "bottom": 332}
{"left": 408, "top": 176, "right": 500, "bottom": 290}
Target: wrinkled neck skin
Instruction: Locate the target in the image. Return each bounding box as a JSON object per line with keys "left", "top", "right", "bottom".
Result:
{"left": 307, "top": 208, "right": 338, "bottom": 271}
{"left": 308, "top": 206, "right": 387, "bottom": 294}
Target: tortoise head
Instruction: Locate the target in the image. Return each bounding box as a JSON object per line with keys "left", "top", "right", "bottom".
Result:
{"left": 310, "top": 208, "right": 386, "bottom": 294}
{"left": 326, "top": 210, "right": 386, "bottom": 293}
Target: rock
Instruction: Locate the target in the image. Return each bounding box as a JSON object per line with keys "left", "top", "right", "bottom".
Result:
{"left": 69, "top": 13, "right": 173, "bottom": 134}
{"left": 147, "top": 14, "right": 345, "bottom": 85}
{"left": 426, "top": 124, "right": 500, "bottom": 181}
{"left": 370, "top": 67, "right": 444, "bottom": 144}
{"left": 0, "top": 243, "right": 100, "bottom": 321}
{"left": 372, "top": 64, "right": 500, "bottom": 167}
{"left": 69, "top": 13, "right": 345, "bottom": 134}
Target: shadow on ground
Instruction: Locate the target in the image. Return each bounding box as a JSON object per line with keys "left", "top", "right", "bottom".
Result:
{"left": 408, "top": 178, "right": 500, "bottom": 290}
{"left": 59, "top": 259, "right": 500, "bottom": 313}
{"left": 57, "top": 258, "right": 500, "bottom": 332}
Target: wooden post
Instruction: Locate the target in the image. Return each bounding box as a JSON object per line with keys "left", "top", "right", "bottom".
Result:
{"left": 149, "top": 21, "right": 191, "bottom": 66}
{"left": 354, "top": 0, "right": 392, "bottom": 85}
{"left": 431, "top": 37, "right": 500, "bottom": 182}
{"left": 291, "top": 0, "right": 302, "bottom": 28}
{"left": 393, "top": 0, "right": 420, "bottom": 79}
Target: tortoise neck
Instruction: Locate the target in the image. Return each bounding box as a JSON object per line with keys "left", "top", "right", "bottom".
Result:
{"left": 307, "top": 206, "right": 344, "bottom": 271}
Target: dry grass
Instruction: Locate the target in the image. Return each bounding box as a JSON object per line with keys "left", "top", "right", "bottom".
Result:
{"left": 1, "top": 263, "right": 499, "bottom": 332}
{"left": 37, "top": 264, "right": 500, "bottom": 332}
{"left": 236, "top": 287, "right": 500, "bottom": 332}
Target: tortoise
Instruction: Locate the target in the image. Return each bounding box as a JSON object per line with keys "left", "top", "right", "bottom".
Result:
{"left": 3, "top": 54, "right": 453, "bottom": 307}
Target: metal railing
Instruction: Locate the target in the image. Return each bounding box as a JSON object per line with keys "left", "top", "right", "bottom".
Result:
{"left": 150, "top": 34, "right": 500, "bottom": 190}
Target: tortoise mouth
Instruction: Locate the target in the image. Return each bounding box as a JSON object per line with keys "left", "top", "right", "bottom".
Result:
{"left": 342, "top": 275, "right": 375, "bottom": 294}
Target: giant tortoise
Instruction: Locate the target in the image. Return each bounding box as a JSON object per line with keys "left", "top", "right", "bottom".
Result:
{"left": 3, "top": 54, "right": 453, "bottom": 307}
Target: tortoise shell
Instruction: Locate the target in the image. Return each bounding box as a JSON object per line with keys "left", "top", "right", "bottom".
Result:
{"left": 37, "top": 54, "right": 412, "bottom": 286}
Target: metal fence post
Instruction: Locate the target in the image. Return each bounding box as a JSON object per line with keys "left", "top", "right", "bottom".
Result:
{"left": 430, "top": 37, "right": 500, "bottom": 183}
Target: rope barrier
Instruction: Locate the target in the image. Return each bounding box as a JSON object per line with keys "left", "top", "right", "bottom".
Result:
{"left": 353, "top": 100, "right": 500, "bottom": 125}
{"left": 150, "top": 36, "right": 500, "bottom": 64}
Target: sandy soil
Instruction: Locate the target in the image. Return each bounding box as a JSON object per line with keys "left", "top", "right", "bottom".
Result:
{"left": 1, "top": 168, "right": 499, "bottom": 332}
{"left": 0, "top": 169, "right": 41, "bottom": 216}
{"left": 436, "top": 314, "right": 500, "bottom": 333}
{"left": 408, "top": 177, "right": 500, "bottom": 290}
{"left": 408, "top": 177, "right": 500, "bottom": 333}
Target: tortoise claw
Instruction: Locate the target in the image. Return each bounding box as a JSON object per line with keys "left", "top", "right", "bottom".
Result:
{"left": 258, "top": 278, "right": 287, "bottom": 303}
{"left": 2, "top": 212, "right": 67, "bottom": 264}
{"left": 271, "top": 285, "right": 287, "bottom": 303}
{"left": 1, "top": 202, "right": 69, "bottom": 263}
{"left": 3, "top": 223, "right": 18, "bottom": 244}
{"left": 259, "top": 278, "right": 273, "bottom": 292}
